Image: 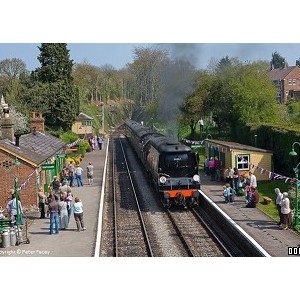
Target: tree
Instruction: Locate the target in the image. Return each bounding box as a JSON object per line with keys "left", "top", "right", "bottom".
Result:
{"left": 0, "top": 58, "right": 28, "bottom": 107}
{"left": 128, "top": 46, "right": 169, "bottom": 106}
{"left": 180, "top": 70, "right": 214, "bottom": 136}
{"left": 230, "top": 63, "right": 279, "bottom": 125}
{"left": 73, "top": 61, "right": 103, "bottom": 103}
{"left": 270, "top": 51, "right": 287, "bottom": 69}
{"left": 33, "top": 43, "right": 79, "bottom": 130}
{"left": 204, "top": 60, "right": 279, "bottom": 134}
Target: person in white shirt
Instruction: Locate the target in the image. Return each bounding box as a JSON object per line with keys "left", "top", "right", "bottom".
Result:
{"left": 279, "top": 192, "right": 291, "bottom": 230}
{"left": 199, "top": 118, "right": 204, "bottom": 132}
{"left": 73, "top": 197, "right": 86, "bottom": 231}
{"left": 74, "top": 165, "right": 84, "bottom": 187}
{"left": 274, "top": 188, "right": 283, "bottom": 225}
{"left": 249, "top": 171, "right": 257, "bottom": 189}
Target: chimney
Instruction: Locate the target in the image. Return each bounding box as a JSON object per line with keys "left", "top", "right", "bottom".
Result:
{"left": 30, "top": 112, "right": 45, "bottom": 133}
{"left": 14, "top": 132, "right": 21, "bottom": 147}
{"left": 1, "top": 107, "right": 15, "bottom": 142}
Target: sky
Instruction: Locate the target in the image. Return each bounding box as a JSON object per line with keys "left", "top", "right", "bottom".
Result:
{"left": 1, "top": 43, "right": 300, "bottom": 71}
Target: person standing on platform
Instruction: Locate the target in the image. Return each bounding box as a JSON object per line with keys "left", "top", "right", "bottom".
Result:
{"left": 275, "top": 188, "right": 283, "bottom": 225}
{"left": 233, "top": 167, "right": 240, "bottom": 194}
{"left": 58, "top": 195, "right": 68, "bottom": 230}
{"left": 204, "top": 156, "right": 209, "bottom": 175}
{"left": 86, "top": 162, "right": 94, "bottom": 185}
{"left": 6, "top": 193, "right": 23, "bottom": 225}
{"left": 214, "top": 156, "right": 222, "bottom": 181}
{"left": 279, "top": 192, "right": 291, "bottom": 230}
{"left": 37, "top": 187, "right": 46, "bottom": 219}
{"left": 97, "top": 136, "right": 103, "bottom": 150}
{"left": 249, "top": 171, "right": 257, "bottom": 189}
{"left": 208, "top": 157, "right": 215, "bottom": 181}
{"left": 73, "top": 197, "right": 86, "bottom": 231}
{"left": 51, "top": 176, "right": 61, "bottom": 196}
{"left": 48, "top": 194, "right": 60, "bottom": 235}
{"left": 75, "top": 164, "right": 84, "bottom": 187}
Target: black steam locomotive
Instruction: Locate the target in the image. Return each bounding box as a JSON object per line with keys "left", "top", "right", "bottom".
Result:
{"left": 124, "top": 120, "right": 200, "bottom": 207}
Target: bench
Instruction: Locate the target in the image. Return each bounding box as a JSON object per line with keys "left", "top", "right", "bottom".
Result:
{"left": 263, "top": 196, "right": 272, "bottom": 205}
{"left": 0, "top": 219, "right": 10, "bottom": 231}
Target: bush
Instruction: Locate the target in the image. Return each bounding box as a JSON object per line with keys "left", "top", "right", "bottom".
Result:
{"left": 60, "top": 131, "right": 79, "bottom": 144}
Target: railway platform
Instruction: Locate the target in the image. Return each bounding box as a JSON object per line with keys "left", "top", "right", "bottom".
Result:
{"left": 0, "top": 139, "right": 108, "bottom": 257}
{"left": 2, "top": 135, "right": 300, "bottom": 257}
{"left": 200, "top": 171, "right": 300, "bottom": 257}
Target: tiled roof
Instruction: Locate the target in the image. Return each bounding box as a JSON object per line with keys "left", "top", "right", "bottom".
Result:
{"left": 0, "top": 131, "right": 67, "bottom": 166}
{"left": 206, "top": 139, "right": 273, "bottom": 153}
{"left": 75, "top": 112, "right": 93, "bottom": 121}
{"left": 268, "top": 66, "right": 296, "bottom": 81}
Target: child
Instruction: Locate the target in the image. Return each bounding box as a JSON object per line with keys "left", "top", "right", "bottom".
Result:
{"left": 223, "top": 183, "right": 235, "bottom": 203}
{"left": 245, "top": 182, "right": 252, "bottom": 203}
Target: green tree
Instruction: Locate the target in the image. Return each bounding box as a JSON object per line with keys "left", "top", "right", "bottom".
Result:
{"left": 230, "top": 63, "right": 279, "bottom": 125}
{"left": 270, "top": 51, "right": 287, "bottom": 69}
{"left": 204, "top": 60, "right": 279, "bottom": 134}
{"left": 180, "top": 70, "right": 214, "bottom": 136}
{"left": 0, "top": 58, "right": 28, "bottom": 108}
{"left": 33, "top": 43, "right": 79, "bottom": 130}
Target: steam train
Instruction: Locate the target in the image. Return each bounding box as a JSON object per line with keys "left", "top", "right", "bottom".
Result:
{"left": 124, "top": 120, "right": 200, "bottom": 207}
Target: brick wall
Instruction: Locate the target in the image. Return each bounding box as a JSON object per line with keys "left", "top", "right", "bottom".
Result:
{"left": 0, "top": 150, "right": 39, "bottom": 209}
{"left": 30, "top": 112, "right": 45, "bottom": 133}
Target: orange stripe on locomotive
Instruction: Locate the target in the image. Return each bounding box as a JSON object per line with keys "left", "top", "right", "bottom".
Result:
{"left": 163, "top": 189, "right": 198, "bottom": 198}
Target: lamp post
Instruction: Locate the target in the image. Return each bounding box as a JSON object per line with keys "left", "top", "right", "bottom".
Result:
{"left": 100, "top": 102, "right": 104, "bottom": 134}
{"left": 254, "top": 134, "right": 258, "bottom": 147}
{"left": 13, "top": 158, "right": 20, "bottom": 228}
{"left": 289, "top": 141, "right": 300, "bottom": 228}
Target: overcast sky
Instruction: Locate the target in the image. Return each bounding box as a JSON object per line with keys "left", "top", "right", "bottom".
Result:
{"left": 1, "top": 43, "right": 300, "bottom": 71}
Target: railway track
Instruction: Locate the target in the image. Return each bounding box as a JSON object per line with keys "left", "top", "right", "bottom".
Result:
{"left": 112, "top": 136, "right": 154, "bottom": 257}
{"left": 101, "top": 131, "right": 258, "bottom": 257}
{"left": 100, "top": 130, "right": 156, "bottom": 257}
{"left": 166, "top": 207, "right": 229, "bottom": 257}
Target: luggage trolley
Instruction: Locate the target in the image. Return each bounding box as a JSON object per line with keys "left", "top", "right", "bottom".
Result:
{"left": 16, "top": 217, "right": 30, "bottom": 245}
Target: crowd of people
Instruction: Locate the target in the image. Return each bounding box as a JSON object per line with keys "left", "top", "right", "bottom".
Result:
{"left": 0, "top": 161, "right": 94, "bottom": 235}
{"left": 204, "top": 155, "right": 292, "bottom": 228}
{"left": 42, "top": 174, "right": 87, "bottom": 234}
{"left": 88, "top": 135, "right": 103, "bottom": 151}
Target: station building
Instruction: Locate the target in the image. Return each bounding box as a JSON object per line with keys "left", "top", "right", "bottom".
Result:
{"left": 0, "top": 111, "right": 66, "bottom": 209}
{"left": 205, "top": 139, "right": 273, "bottom": 181}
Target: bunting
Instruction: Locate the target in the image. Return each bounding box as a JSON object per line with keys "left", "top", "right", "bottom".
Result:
{"left": 250, "top": 162, "right": 299, "bottom": 186}
{"left": 66, "top": 138, "right": 84, "bottom": 148}
{"left": 17, "top": 169, "right": 38, "bottom": 192}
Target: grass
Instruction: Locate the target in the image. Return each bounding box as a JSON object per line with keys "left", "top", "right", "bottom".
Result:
{"left": 256, "top": 180, "right": 288, "bottom": 222}
{"left": 182, "top": 123, "right": 300, "bottom": 232}
{"left": 250, "top": 180, "right": 299, "bottom": 233}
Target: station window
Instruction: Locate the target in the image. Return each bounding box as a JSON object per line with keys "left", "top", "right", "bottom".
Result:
{"left": 81, "top": 120, "right": 93, "bottom": 126}
{"left": 236, "top": 154, "right": 250, "bottom": 171}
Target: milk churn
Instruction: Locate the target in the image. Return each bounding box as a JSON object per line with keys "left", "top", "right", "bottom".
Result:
{"left": 17, "top": 227, "right": 23, "bottom": 244}
{"left": 1, "top": 229, "right": 10, "bottom": 248}
{"left": 10, "top": 227, "right": 16, "bottom": 246}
